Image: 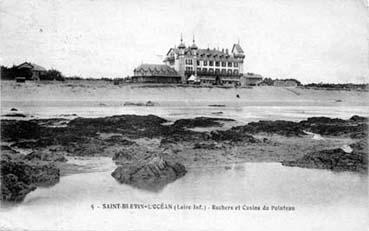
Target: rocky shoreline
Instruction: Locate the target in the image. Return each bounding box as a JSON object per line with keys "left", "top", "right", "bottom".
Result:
{"left": 282, "top": 139, "right": 368, "bottom": 173}
{"left": 1, "top": 114, "right": 367, "bottom": 202}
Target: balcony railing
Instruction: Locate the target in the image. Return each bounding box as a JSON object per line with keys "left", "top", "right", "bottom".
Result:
{"left": 185, "top": 70, "right": 241, "bottom": 77}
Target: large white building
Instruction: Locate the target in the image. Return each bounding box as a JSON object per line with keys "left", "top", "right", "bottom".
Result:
{"left": 164, "top": 36, "right": 245, "bottom": 85}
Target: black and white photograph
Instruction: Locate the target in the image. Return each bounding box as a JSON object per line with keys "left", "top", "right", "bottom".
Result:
{"left": 0, "top": 0, "right": 368, "bottom": 230}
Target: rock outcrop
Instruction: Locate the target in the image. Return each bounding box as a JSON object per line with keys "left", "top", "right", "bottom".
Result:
{"left": 227, "top": 115, "right": 367, "bottom": 138}
{"left": 299, "top": 116, "right": 368, "bottom": 139}
{"left": 1, "top": 158, "right": 60, "bottom": 202}
{"left": 25, "top": 151, "right": 67, "bottom": 162}
{"left": 111, "top": 155, "right": 186, "bottom": 191}
{"left": 282, "top": 139, "right": 368, "bottom": 173}
{"left": 210, "top": 130, "right": 259, "bottom": 143}
{"left": 172, "top": 117, "right": 234, "bottom": 129}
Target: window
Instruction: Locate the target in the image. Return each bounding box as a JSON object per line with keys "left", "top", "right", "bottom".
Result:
{"left": 186, "top": 67, "right": 193, "bottom": 71}
{"left": 209, "top": 68, "right": 214, "bottom": 73}
{"left": 202, "top": 68, "right": 207, "bottom": 72}
{"left": 197, "top": 60, "right": 200, "bottom": 66}
{"left": 234, "top": 70, "right": 239, "bottom": 75}
{"left": 215, "top": 69, "right": 220, "bottom": 74}
{"left": 234, "top": 62, "right": 238, "bottom": 67}
{"left": 197, "top": 68, "right": 201, "bottom": 72}
{"left": 215, "top": 61, "right": 220, "bottom": 67}
{"left": 228, "top": 70, "right": 232, "bottom": 74}
{"left": 209, "top": 61, "right": 214, "bottom": 66}
{"left": 203, "top": 61, "right": 208, "bottom": 66}
{"left": 185, "top": 59, "right": 193, "bottom": 65}
{"left": 221, "top": 69, "right": 226, "bottom": 74}
{"left": 228, "top": 62, "right": 232, "bottom": 67}
{"left": 222, "top": 62, "right": 226, "bottom": 67}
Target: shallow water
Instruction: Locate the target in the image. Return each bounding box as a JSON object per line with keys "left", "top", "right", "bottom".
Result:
{"left": 2, "top": 100, "right": 369, "bottom": 123}
{"left": 0, "top": 161, "right": 367, "bottom": 231}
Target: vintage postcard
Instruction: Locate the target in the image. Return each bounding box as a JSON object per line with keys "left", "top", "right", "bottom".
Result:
{"left": 0, "top": 0, "right": 368, "bottom": 230}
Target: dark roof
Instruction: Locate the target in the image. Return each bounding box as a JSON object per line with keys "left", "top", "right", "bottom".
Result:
{"left": 190, "top": 42, "right": 198, "bottom": 50}
{"left": 134, "top": 64, "right": 179, "bottom": 77}
{"left": 166, "top": 46, "right": 243, "bottom": 62}
{"left": 232, "top": 44, "right": 244, "bottom": 53}
{"left": 17, "top": 62, "right": 47, "bottom": 72}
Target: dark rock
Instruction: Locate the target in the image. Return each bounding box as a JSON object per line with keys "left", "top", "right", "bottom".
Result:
{"left": 299, "top": 116, "right": 368, "bottom": 139}
{"left": 1, "top": 146, "right": 24, "bottom": 161}
{"left": 10, "top": 108, "right": 18, "bottom": 111}
{"left": 1, "top": 174, "right": 37, "bottom": 202}
{"left": 30, "top": 118, "right": 69, "bottom": 127}
{"left": 210, "top": 130, "right": 259, "bottom": 143}
{"left": 10, "top": 138, "right": 54, "bottom": 149}
{"left": 172, "top": 117, "right": 234, "bottom": 129}
{"left": 25, "top": 151, "right": 68, "bottom": 162}
{"left": 208, "top": 104, "right": 226, "bottom": 107}
{"left": 160, "top": 137, "right": 178, "bottom": 145}
{"left": 1, "top": 159, "right": 60, "bottom": 202}
{"left": 234, "top": 120, "right": 306, "bottom": 137}
{"left": 2, "top": 113, "right": 26, "bottom": 118}
{"left": 282, "top": 139, "right": 368, "bottom": 173}
{"left": 301, "top": 117, "right": 346, "bottom": 124}
{"left": 226, "top": 115, "right": 367, "bottom": 138}
{"left": 1, "top": 120, "right": 41, "bottom": 141}
{"left": 145, "top": 101, "right": 156, "bottom": 106}
{"left": 112, "top": 150, "right": 133, "bottom": 162}
{"left": 1, "top": 159, "right": 60, "bottom": 186}
{"left": 349, "top": 115, "right": 368, "bottom": 122}
{"left": 123, "top": 102, "right": 145, "bottom": 106}
{"left": 104, "top": 136, "right": 136, "bottom": 145}
{"left": 68, "top": 114, "right": 168, "bottom": 138}
{"left": 111, "top": 155, "right": 186, "bottom": 191}
{"left": 193, "top": 141, "right": 224, "bottom": 149}
{"left": 59, "top": 113, "right": 78, "bottom": 117}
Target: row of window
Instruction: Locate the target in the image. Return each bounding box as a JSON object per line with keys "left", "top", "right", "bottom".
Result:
{"left": 185, "top": 67, "right": 239, "bottom": 74}
{"left": 185, "top": 59, "right": 239, "bottom": 67}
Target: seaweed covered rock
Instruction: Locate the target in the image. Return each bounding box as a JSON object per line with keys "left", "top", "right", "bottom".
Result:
{"left": 103, "top": 136, "right": 136, "bottom": 146}
{"left": 25, "top": 151, "right": 67, "bottom": 162}
{"left": 299, "top": 116, "right": 368, "bottom": 138}
{"left": 1, "top": 120, "right": 41, "bottom": 141}
{"left": 1, "top": 174, "right": 37, "bottom": 202}
{"left": 68, "top": 114, "right": 168, "bottom": 138}
{"left": 210, "top": 130, "right": 259, "bottom": 143}
{"left": 193, "top": 141, "right": 225, "bottom": 149}
{"left": 282, "top": 139, "right": 368, "bottom": 173}
{"left": 172, "top": 117, "right": 234, "bottom": 129}
{"left": 226, "top": 115, "right": 368, "bottom": 138}
{"left": 1, "top": 159, "right": 60, "bottom": 202}
{"left": 234, "top": 120, "right": 306, "bottom": 137}
{"left": 111, "top": 155, "right": 186, "bottom": 191}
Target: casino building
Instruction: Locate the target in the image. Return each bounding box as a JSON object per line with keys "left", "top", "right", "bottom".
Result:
{"left": 163, "top": 36, "right": 245, "bottom": 85}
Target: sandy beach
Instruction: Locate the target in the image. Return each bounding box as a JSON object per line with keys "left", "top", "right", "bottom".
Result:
{"left": 2, "top": 80, "right": 369, "bottom": 107}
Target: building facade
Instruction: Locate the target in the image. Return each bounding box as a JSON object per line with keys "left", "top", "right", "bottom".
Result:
{"left": 132, "top": 64, "right": 181, "bottom": 83}
{"left": 164, "top": 37, "right": 245, "bottom": 85}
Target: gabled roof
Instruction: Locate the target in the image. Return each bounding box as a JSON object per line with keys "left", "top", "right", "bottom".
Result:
{"left": 17, "top": 62, "right": 47, "bottom": 71}
{"left": 232, "top": 43, "right": 244, "bottom": 54}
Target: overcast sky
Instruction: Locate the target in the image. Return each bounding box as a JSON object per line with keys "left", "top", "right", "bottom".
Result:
{"left": 0, "top": 0, "right": 368, "bottom": 83}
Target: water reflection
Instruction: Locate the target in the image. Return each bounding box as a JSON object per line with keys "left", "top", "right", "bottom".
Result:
{"left": 0, "top": 161, "right": 367, "bottom": 230}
